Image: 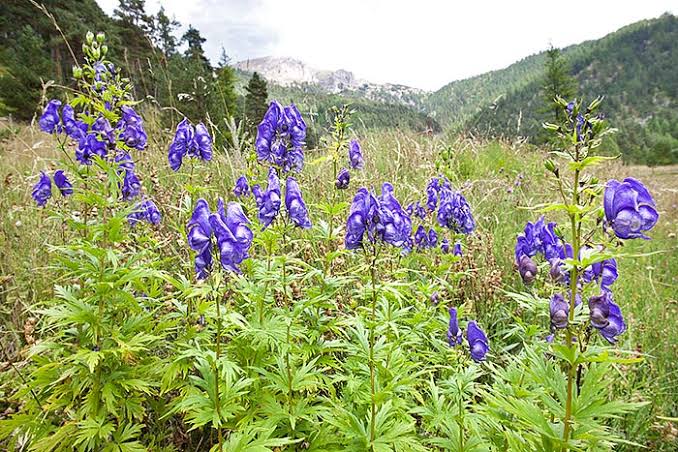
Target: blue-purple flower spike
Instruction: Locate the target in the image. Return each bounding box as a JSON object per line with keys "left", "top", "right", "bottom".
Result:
{"left": 447, "top": 307, "right": 463, "bottom": 346}
{"left": 209, "top": 199, "right": 253, "bottom": 273}
{"left": 285, "top": 177, "right": 312, "bottom": 229}
{"left": 53, "top": 170, "right": 73, "bottom": 197}
{"left": 187, "top": 198, "right": 213, "bottom": 279}
{"left": 466, "top": 321, "right": 489, "bottom": 362}
{"left": 336, "top": 167, "right": 350, "bottom": 189}
{"left": 233, "top": 175, "right": 250, "bottom": 198}
{"left": 39, "top": 100, "right": 62, "bottom": 134}
{"left": 349, "top": 139, "right": 364, "bottom": 169}
{"left": 32, "top": 172, "right": 52, "bottom": 207}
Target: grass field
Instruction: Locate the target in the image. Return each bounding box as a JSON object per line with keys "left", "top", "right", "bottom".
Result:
{"left": 1, "top": 116, "right": 677, "bottom": 450}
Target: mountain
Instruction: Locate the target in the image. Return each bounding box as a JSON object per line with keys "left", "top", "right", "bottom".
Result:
{"left": 426, "top": 13, "right": 678, "bottom": 164}
{"left": 235, "top": 56, "right": 428, "bottom": 108}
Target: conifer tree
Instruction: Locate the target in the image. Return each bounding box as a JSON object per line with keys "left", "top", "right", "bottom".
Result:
{"left": 542, "top": 45, "right": 576, "bottom": 123}
{"left": 152, "top": 6, "right": 180, "bottom": 57}
{"left": 244, "top": 71, "right": 268, "bottom": 130}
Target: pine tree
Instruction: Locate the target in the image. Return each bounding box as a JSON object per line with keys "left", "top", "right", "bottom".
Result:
{"left": 542, "top": 45, "right": 576, "bottom": 123}
{"left": 244, "top": 72, "right": 268, "bottom": 130}
{"left": 114, "top": 0, "right": 152, "bottom": 32}
{"left": 152, "top": 7, "right": 180, "bottom": 56}
{"left": 182, "top": 25, "right": 210, "bottom": 71}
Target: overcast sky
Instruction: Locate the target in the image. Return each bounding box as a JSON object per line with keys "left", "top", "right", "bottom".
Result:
{"left": 96, "top": 0, "right": 676, "bottom": 90}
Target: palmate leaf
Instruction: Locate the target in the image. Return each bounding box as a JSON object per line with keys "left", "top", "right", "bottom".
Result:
{"left": 219, "top": 426, "right": 299, "bottom": 452}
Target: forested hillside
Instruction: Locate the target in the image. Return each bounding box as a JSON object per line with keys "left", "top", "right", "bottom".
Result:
{"left": 0, "top": 0, "right": 437, "bottom": 139}
{"left": 445, "top": 14, "right": 677, "bottom": 164}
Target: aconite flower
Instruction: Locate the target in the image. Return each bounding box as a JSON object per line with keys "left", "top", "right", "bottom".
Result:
{"left": 345, "top": 188, "right": 379, "bottom": 250}
{"left": 349, "top": 139, "right": 364, "bottom": 169}
{"left": 604, "top": 178, "right": 658, "bottom": 240}
{"left": 447, "top": 307, "right": 462, "bottom": 346}
{"left": 168, "top": 119, "right": 194, "bottom": 171}
{"left": 76, "top": 133, "right": 108, "bottom": 165}
{"left": 285, "top": 176, "right": 312, "bottom": 229}
{"left": 453, "top": 242, "right": 462, "bottom": 257}
{"left": 128, "top": 199, "right": 161, "bottom": 227}
{"left": 436, "top": 187, "right": 475, "bottom": 234}
{"left": 53, "top": 170, "right": 73, "bottom": 196}
{"left": 233, "top": 175, "right": 250, "bottom": 198}
{"left": 32, "top": 172, "right": 52, "bottom": 207}
{"left": 517, "top": 255, "right": 538, "bottom": 285}
{"left": 39, "top": 100, "right": 62, "bottom": 134}
{"left": 255, "top": 101, "right": 306, "bottom": 172}
{"left": 550, "top": 293, "right": 569, "bottom": 329}
{"left": 441, "top": 238, "right": 450, "bottom": 254}
{"left": 588, "top": 291, "right": 626, "bottom": 344}
{"left": 209, "top": 199, "right": 253, "bottom": 273}
{"left": 187, "top": 198, "right": 213, "bottom": 279}
{"left": 336, "top": 167, "right": 350, "bottom": 189}
{"left": 118, "top": 106, "right": 147, "bottom": 150}
{"left": 252, "top": 167, "right": 282, "bottom": 229}
{"left": 583, "top": 257, "right": 618, "bottom": 290}
{"left": 376, "top": 183, "right": 412, "bottom": 248}
{"left": 466, "top": 321, "right": 489, "bottom": 362}
{"left": 191, "top": 123, "right": 213, "bottom": 161}
{"left": 62, "top": 105, "right": 87, "bottom": 140}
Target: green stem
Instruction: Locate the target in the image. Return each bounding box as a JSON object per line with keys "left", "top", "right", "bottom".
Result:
{"left": 562, "top": 148, "right": 581, "bottom": 450}
{"left": 213, "top": 280, "right": 223, "bottom": 450}
{"left": 368, "top": 245, "right": 379, "bottom": 448}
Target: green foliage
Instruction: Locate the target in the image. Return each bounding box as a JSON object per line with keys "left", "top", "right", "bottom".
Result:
{"left": 244, "top": 72, "right": 269, "bottom": 133}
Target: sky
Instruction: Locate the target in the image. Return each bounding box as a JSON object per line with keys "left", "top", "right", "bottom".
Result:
{"left": 96, "top": 0, "right": 676, "bottom": 91}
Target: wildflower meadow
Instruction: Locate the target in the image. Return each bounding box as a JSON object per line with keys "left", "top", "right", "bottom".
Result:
{"left": 0, "top": 30, "right": 677, "bottom": 452}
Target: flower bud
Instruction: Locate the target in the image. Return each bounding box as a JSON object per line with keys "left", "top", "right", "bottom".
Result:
{"left": 101, "top": 45, "right": 108, "bottom": 56}
{"left": 72, "top": 67, "right": 83, "bottom": 79}
{"left": 549, "top": 259, "right": 564, "bottom": 282}
{"left": 430, "top": 291, "right": 439, "bottom": 305}
{"left": 544, "top": 159, "right": 556, "bottom": 174}
{"left": 91, "top": 48, "right": 100, "bottom": 60}
{"left": 550, "top": 294, "right": 569, "bottom": 329}
{"left": 96, "top": 32, "right": 105, "bottom": 43}
{"left": 86, "top": 31, "right": 94, "bottom": 44}
{"left": 518, "top": 255, "right": 538, "bottom": 285}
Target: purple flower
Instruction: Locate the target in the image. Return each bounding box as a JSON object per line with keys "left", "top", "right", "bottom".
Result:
{"left": 285, "top": 176, "right": 312, "bottom": 229}
{"left": 604, "top": 178, "right": 658, "bottom": 240}
{"left": 453, "top": 242, "right": 462, "bottom": 257}
{"left": 441, "top": 238, "right": 450, "bottom": 254}
{"left": 377, "top": 183, "right": 412, "bottom": 248}
{"left": 550, "top": 293, "right": 569, "bottom": 329}
{"left": 233, "top": 175, "right": 250, "bottom": 198}
{"left": 345, "top": 188, "right": 379, "bottom": 250}
{"left": 168, "top": 119, "right": 195, "bottom": 171}
{"left": 32, "top": 171, "right": 52, "bottom": 206}
{"left": 426, "top": 178, "right": 439, "bottom": 211}
{"left": 39, "top": 100, "right": 61, "bottom": 134}
{"left": 76, "top": 133, "right": 108, "bottom": 165}
{"left": 92, "top": 117, "right": 115, "bottom": 145}
{"left": 191, "top": 123, "right": 213, "bottom": 161}
{"left": 517, "top": 255, "right": 538, "bottom": 285}
{"left": 588, "top": 291, "right": 626, "bottom": 344}
{"left": 515, "top": 217, "right": 567, "bottom": 263}
{"left": 187, "top": 199, "right": 213, "bottom": 279}
{"left": 115, "top": 151, "right": 136, "bottom": 172}
{"left": 209, "top": 199, "right": 253, "bottom": 273}
{"left": 349, "top": 139, "right": 364, "bottom": 169}
{"left": 336, "top": 167, "right": 350, "bottom": 189}
{"left": 447, "top": 307, "right": 462, "bottom": 346}
{"left": 428, "top": 229, "right": 438, "bottom": 247}
{"left": 255, "top": 101, "right": 306, "bottom": 172}
{"left": 430, "top": 291, "right": 440, "bottom": 304}
{"left": 467, "top": 321, "right": 489, "bottom": 362}
{"left": 583, "top": 257, "right": 618, "bottom": 290}
{"left": 253, "top": 167, "right": 282, "bottom": 229}
{"left": 120, "top": 169, "right": 141, "bottom": 200}
{"left": 128, "top": 199, "right": 161, "bottom": 227}
{"left": 118, "top": 106, "right": 147, "bottom": 150}
{"left": 53, "top": 170, "right": 73, "bottom": 196}
{"left": 61, "top": 105, "right": 87, "bottom": 140}
{"left": 436, "top": 188, "right": 475, "bottom": 234}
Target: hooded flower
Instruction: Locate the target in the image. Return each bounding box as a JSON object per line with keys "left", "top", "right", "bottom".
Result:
{"left": 32, "top": 172, "right": 52, "bottom": 206}
{"left": 437, "top": 188, "right": 475, "bottom": 234}
{"left": 467, "top": 321, "right": 489, "bottom": 362}
{"left": 441, "top": 238, "right": 450, "bottom": 254}
{"left": 345, "top": 188, "right": 379, "bottom": 250}
{"left": 128, "top": 199, "right": 161, "bottom": 227}
{"left": 285, "top": 176, "right": 312, "bottom": 229}
{"left": 550, "top": 293, "right": 569, "bottom": 329}
{"left": 377, "top": 183, "right": 412, "bottom": 248}
{"left": 426, "top": 178, "right": 440, "bottom": 211}
{"left": 447, "top": 307, "right": 463, "bottom": 346}
{"left": 120, "top": 168, "right": 141, "bottom": 200}
{"left": 168, "top": 119, "right": 195, "bottom": 171}
{"left": 336, "top": 167, "right": 350, "bottom": 189}
{"left": 517, "top": 255, "right": 538, "bottom": 285}
{"left": 209, "top": 199, "right": 253, "bottom": 273}
{"left": 187, "top": 198, "right": 213, "bottom": 279}
{"left": 61, "top": 105, "right": 87, "bottom": 140}
{"left": 76, "top": 133, "right": 108, "bottom": 165}
{"left": 39, "top": 100, "right": 62, "bottom": 134}
{"left": 118, "top": 106, "right": 147, "bottom": 150}
{"left": 252, "top": 167, "right": 282, "bottom": 229}
{"left": 604, "top": 178, "right": 658, "bottom": 240}
{"left": 53, "top": 170, "right": 73, "bottom": 196}
{"left": 255, "top": 101, "right": 306, "bottom": 172}
{"left": 453, "top": 242, "right": 463, "bottom": 257}
{"left": 349, "top": 139, "right": 364, "bottom": 169}
{"left": 588, "top": 291, "right": 626, "bottom": 344}
{"left": 92, "top": 116, "right": 115, "bottom": 145}
{"left": 191, "top": 123, "right": 213, "bottom": 161}
{"left": 233, "top": 175, "right": 250, "bottom": 198}
{"left": 583, "top": 257, "right": 618, "bottom": 290}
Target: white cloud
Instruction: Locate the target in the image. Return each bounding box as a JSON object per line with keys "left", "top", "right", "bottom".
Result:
{"left": 96, "top": 0, "right": 676, "bottom": 90}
